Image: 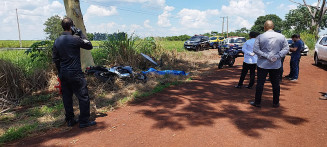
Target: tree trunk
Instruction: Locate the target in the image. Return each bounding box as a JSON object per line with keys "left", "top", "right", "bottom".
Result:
{"left": 63, "top": 0, "right": 95, "bottom": 71}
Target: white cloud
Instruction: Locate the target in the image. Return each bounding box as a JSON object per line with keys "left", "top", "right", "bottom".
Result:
{"left": 91, "top": 0, "right": 166, "bottom": 9}
{"left": 177, "top": 8, "right": 219, "bottom": 29}
{"left": 144, "top": 19, "right": 152, "bottom": 28}
{"left": 278, "top": 4, "right": 297, "bottom": 11}
{"left": 236, "top": 16, "right": 252, "bottom": 29}
{"left": 0, "top": 0, "right": 65, "bottom": 40}
{"left": 157, "top": 6, "right": 175, "bottom": 27}
{"left": 221, "top": 0, "right": 265, "bottom": 18}
{"left": 288, "top": 4, "right": 297, "bottom": 10}
{"left": 85, "top": 5, "right": 118, "bottom": 17}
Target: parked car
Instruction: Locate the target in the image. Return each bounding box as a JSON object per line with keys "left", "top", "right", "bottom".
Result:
{"left": 184, "top": 35, "right": 210, "bottom": 51}
{"left": 209, "top": 36, "right": 225, "bottom": 49}
{"left": 287, "top": 38, "right": 309, "bottom": 56}
{"left": 218, "top": 37, "right": 246, "bottom": 55}
{"left": 314, "top": 35, "right": 327, "bottom": 66}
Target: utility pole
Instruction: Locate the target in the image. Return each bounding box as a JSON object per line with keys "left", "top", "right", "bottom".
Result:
{"left": 227, "top": 16, "right": 229, "bottom": 38}
{"left": 16, "top": 8, "right": 22, "bottom": 48}
{"left": 220, "top": 17, "right": 225, "bottom": 36}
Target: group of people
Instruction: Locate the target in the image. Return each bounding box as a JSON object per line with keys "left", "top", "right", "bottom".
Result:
{"left": 52, "top": 17, "right": 305, "bottom": 128}
{"left": 235, "top": 20, "right": 303, "bottom": 108}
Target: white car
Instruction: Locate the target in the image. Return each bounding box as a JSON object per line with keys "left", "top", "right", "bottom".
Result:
{"left": 314, "top": 35, "right": 327, "bottom": 65}
{"left": 287, "top": 38, "right": 309, "bottom": 56}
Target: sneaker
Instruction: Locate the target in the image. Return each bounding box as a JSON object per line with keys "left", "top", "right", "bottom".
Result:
{"left": 234, "top": 85, "right": 242, "bottom": 89}
{"left": 250, "top": 101, "right": 261, "bottom": 108}
{"left": 245, "top": 85, "right": 253, "bottom": 89}
{"left": 67, "top": 119, "right": 78, "bottom": 127}
{"left": 319, "top": 95, "right": 327, "bottom": 100}
{"left": 272, "top": 103, "right": 280, "bottom": 108}
{"left": 79, "top": 121, "right": 97, "bottom": 128}
{"left": 290, "top": 78, "right": 298, "bottom": 81}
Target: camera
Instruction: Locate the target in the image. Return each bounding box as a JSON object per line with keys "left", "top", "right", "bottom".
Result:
{"left": 71, "top": 26, "right": 82, "bottom": 36}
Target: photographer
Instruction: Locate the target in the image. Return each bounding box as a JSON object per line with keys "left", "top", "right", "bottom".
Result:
{"left": 52, "top": 17, "right": 96, "bottom": 128}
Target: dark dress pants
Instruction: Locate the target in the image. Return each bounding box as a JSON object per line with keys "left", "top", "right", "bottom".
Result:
{"left": 255, "top": 67, "right": 280, "bottom": 105}
{"left": 238, "top": 62, "right": 256, "bottom": 87}
{"left": 59, "top": 70, "right": 90, "bottom": 124}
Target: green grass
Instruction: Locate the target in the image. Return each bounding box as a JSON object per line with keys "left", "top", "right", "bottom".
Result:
{"left": 20, "top": 94, "right": 54, "bottom": 106}
{"left": 0, "top": 40, "right": 102, "bottom": 48}
{"left": 0, "top": 123, "right": 38, "bottom": 144}
{"left": 0, "top": 50, "right": 48, "bottom": 75}
{"left": 158, "top": 41, "right": 186, "bottom": 52}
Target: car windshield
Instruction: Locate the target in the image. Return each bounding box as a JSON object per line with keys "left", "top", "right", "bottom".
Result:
{"left": 235, "top": 38, "right": 245, "bottom": 43}
{"left": 189, "top": 37, "right": 201, "bottom": 42}
{"left": 219, "top": 37, "right": 224, "bottom": 40}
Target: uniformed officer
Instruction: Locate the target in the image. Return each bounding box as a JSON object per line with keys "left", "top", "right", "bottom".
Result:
{"left": 52, "top": 17, "right": 96, "bottom": 128}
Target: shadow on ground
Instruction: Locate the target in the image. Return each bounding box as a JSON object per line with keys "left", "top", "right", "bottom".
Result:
{"left": 130, "top": 64, "right": 308, "bottom": 138}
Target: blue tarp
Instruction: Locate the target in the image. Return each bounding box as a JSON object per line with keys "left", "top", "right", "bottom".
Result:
{"left": 142, "top": 68, "right": 189, "bottom": 76}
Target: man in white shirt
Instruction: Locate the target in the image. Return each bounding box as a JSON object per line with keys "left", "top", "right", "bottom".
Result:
{"left": 235, "top": 32, "right": 259, "bottom": 89}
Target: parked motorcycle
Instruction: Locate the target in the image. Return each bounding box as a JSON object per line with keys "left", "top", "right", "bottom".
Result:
{"left": 218, "top": 47, "right": 238, "bottom": 69}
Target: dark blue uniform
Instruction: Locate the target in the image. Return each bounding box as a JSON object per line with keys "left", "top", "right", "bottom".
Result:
{"left": 52, "top": 32, "right": 93, "bottom": 124}
{"left": 289, "top": 39, "right": 303, "bottom": 79}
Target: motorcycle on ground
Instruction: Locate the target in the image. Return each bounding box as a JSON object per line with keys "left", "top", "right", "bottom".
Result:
{"left": 218, "top": 46, "right": 239, "bottom": 69}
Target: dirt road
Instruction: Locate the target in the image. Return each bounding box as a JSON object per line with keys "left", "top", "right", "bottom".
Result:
{"left": 12, "top": 50, "right": 327, "bottom": 146}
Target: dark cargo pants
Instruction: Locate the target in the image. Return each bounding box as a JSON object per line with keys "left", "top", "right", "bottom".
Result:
{"left": 59, "top": 70, "right": 90, "bottom": 124}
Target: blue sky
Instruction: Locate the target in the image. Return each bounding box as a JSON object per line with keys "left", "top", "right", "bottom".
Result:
{"left": 0, "top": 0, "right": 319, "bottom": 40}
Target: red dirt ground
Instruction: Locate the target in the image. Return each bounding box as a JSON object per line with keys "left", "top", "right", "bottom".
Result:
{"left": 10, "top": 50, "right": 327, "bottom": 146}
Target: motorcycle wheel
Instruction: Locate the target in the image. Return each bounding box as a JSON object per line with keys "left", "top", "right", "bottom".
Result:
{"left": 228, "top": 58, "right": 235, "bottom": 67}
{"left": 218, "top": 61, "right": 224, "bottom": 69}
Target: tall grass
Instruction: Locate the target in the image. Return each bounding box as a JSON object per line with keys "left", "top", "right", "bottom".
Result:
{"left": 0, "top": 40, "right": 102, "bottom": 48}
{"left": 0, "top": 50, "right": 48, "bottom": 75}
{"left": 300, "top": 32, "right": 316, "bottom": 50}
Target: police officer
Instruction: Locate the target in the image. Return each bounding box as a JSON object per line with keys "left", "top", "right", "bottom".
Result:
{"left": 52, "top": 17, "right": 96, "bottom": 128}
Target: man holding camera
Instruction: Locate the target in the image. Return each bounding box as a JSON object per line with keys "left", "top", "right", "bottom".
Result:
{"left": 251, "top": 20, "right": 289, "bottom": 108}
{"left": 286, "top": 34, "right": 303, "bottom": 81}
{"left": 52, "top": 17, "right": 96, "bottom": 128}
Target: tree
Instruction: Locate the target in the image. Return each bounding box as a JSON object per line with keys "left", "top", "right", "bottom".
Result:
{"left": 289, "top": 0, "right": 327, "bottom": 37}
{"left": 251, "top": 14, "right": 284, "bottom": 33}
{"left": 236, "top": 27, "right": 249, "bottom": 34}
{"left": 63, "top": 0, "right": 94, "bottom": 70}
{"left": 284, "top": 5, "right": 327, "bottom": 33}
{"left": 86, "top": 33, "right": 94, "bottom": 41}
{"left": 43, "top": 15, "right": 62, "bottom": 40}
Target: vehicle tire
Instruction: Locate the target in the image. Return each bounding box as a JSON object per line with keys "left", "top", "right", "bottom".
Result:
{"left": 196, "top": 46, "right": 200, "bottom": 52}
{"left": 229, "top": 58, "right": 235, "bottom": 67}
{"left": 206, "top": 43, "right": 210, "bottom": 50}
{"left": 218, "top": 61, "right": 224, "bottom": 69}
{"left": 213, "top": 44, "right": 217, "bottom": 49}
{"left": 314, "top": 53, "right": 322, "bottom": 66}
